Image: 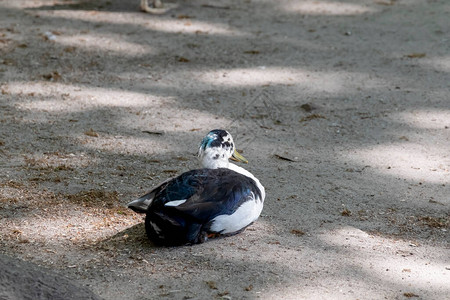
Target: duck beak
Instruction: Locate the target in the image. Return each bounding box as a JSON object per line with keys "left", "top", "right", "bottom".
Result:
{"left": 231, "top": 149, "right": 248, "bottom": 164}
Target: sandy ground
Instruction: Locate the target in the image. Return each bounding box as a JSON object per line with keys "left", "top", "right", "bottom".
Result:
{"left": 0, "top": 0, "right": 449, "bottom": 299}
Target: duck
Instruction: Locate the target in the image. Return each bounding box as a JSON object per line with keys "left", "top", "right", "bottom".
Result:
{"left": 127, "top": 129, "right": 265, "bottom": 246}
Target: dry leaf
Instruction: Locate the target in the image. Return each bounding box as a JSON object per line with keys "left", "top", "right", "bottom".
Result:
{"left": 217, "top": 291, "right": 229, "bottom": 297}
{"left": 291, "top": 229, "right": 305, "bottom": 236}
{"left": 403, "top": 292, "right": 419, "bottom": 298}
{"left": 42, "top": 71, "right": 61, "bottom": 81}
{"left": 206, "top": 281, "right": 217, "bottom": 290}
{"left": 299, "top": 114, "right": 326, "bottom": 122}
{"left": 177, "top": 56, "right": 190, "bottom": 62}
{"left": 2, "top": 58, "right": 15, "bottom": 65}
{"left": 405, "top": 53, "right": 426, "bottom": 58}
{"left": 64, "top": 46, "right": 76, "bottom": 53}
{"left": 244, "top": 50, "right": 260, "bottom": 54}
{"left": 84, "top": 128, "right": 99, "bottom": 137}
{"left": 177, "top": 14, "right": 193, "bottom": 19}
{"left": 341, "top": 208, "right": 352, "bottom": 216}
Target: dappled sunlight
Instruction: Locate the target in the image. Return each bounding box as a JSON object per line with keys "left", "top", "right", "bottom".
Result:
{"left": 1, "top": 0, "right": 448, "bottom": 299}
{"left": 196, "top": 67, "right": 387, "bottom": 93}
{"left": 35, "top": 9, "right": 246, "bottom": 37}
{"left": 394, "top": 109, "right": 450, "bottom": 130}
{"left": 280, "top": 0, "right": 378, "bottom": 16}
{"left": 55, "top": 32, "right": 153, "bottom": 56}
{"left": 7, "top": 82, "right": 233, "bottom": 131}
{"left": 1, "top": 207, "right": 141, "bottom": 246}
{"left": 0, "top": 182, "right": 141, "bottom": 249}
{"left": 6, "top": 80, "right": 232, "bottom": 156}
{"left": 342, "top": 110, "right": 449, "bottom": 185}
{"left": 22, "top": 151, "right": 96, "bottom": 169}
{"left": 342, "top": 109, "right": 449, "bottom": 185}
{"left": 318, "top": 226, "right": 450, "bottom": 291}
{"left": 343, "top": 143, "right": 449, "bottom": 185}
{"left": 7, "top": 82, "right": 164, "bottom": 112}
{"left": 78, "top": 134, "right": 174, "bottom": 156}
{"left": 340, "top": 109, "right": 449, "bottom": 187}
{"left": 142, "top": 18, "right": 247, "bottom": 37}
{"left": 252, "top": 224, "right": 450, "bottom": 299}
{"left": 419, "top": 56, "right": 450, "bottom": 72}
{"left": 261, "top": 276, "right": 385, "bottom": 300}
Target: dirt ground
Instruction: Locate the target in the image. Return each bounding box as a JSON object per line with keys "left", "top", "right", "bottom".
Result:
{"left": 0, "top": 0, "right": 449, "bottom": 299}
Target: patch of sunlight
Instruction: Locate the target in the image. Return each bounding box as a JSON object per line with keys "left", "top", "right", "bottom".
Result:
{"left": 394, "top": 110, "right": 450, "bottom": 130}
{"left": 419, "top": 56, "right": 450, "bottom": 72}
{"left": 344, "top": 143, "right": 449, "bottom": 184}
{"left": 261, "top": 224, "right": 449, "bottom": 299}
{"left": 197, "top": 67, "right": 342, "bottom": 91}
{"left": 1, "top": 213, "right": 140, "bottom": 246}
{"left": 143, "top": 18, "right": 247, "bottom": 37}
{"left": 196, "top": 67, "right": 386, "bottom": 93}
{"left": 76, "top": 134, "right": 173, "bottom": 156}
{"left": 35, "top": 10, "right": 245, "bottom": 37}
{"left": 79, "top": 114, "right": 228, "bottom": 155}
{"left": 261, "top": 278, "right": 386, "bottom": 300}
{"left": 55, "top": 33, "right": 152, "bottom": 56}
{"left": 7, "top": 82, "right": 164, "bottom": 112}
{"left": 280, "top": 0, "right": 378, "bottom": 16}
{"left": 132, "top": 112, "right": 230, "bottom": 135}
{"left": 319, "top": 226, "right": 450, "bottom": 291}
{"left": 22, "top": 151, "right": 95, "bottom": 169}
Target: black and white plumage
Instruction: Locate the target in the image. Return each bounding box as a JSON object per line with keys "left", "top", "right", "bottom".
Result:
{"left": 127, "top": 129, "right": 265, "bottom": 246}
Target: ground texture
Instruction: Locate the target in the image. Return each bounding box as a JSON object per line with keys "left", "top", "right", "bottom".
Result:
{"left": 0, "top": 0, "right": 449, "bottom": 299}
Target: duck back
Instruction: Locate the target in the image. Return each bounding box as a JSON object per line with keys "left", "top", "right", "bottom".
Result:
{"left": 140, "top": 168, "right": 263, "bottom": 245}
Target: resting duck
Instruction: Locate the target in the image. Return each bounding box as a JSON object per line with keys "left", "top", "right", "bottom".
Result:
{"left": 128, "top": 129, "right": 265, "bottom": 246}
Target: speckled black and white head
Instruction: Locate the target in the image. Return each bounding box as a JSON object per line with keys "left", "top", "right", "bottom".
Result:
{"left": 198, "top": 129, "right": 247, "bottom": 169}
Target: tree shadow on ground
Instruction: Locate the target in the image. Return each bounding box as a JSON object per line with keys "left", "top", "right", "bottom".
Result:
{"left": 1, "top": 0, "right": 449, "bottom": 299}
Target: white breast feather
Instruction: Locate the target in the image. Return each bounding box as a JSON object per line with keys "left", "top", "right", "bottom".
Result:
{"left": 209, "top": 193, "right": 264, "bottom": 234}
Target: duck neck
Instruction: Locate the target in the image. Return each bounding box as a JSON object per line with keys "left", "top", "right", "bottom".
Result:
{"left": 200, "top": 155, "right": 230, "bottom": 169}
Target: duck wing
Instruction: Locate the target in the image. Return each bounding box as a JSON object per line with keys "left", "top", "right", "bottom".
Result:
{"left": 161, "top": 168, "right": 260, "bottom": 223}
{"left": 128, "top": 168, "right": 261, "bottom": 222}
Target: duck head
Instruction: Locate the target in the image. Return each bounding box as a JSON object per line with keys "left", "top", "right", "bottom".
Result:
{"left": 198, "top": 129, "right": 247, "bottom": 169}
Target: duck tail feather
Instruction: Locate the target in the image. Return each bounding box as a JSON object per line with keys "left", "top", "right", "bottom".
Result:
{"left": 127, "top": 191, "right": 155, "bottom": 213}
